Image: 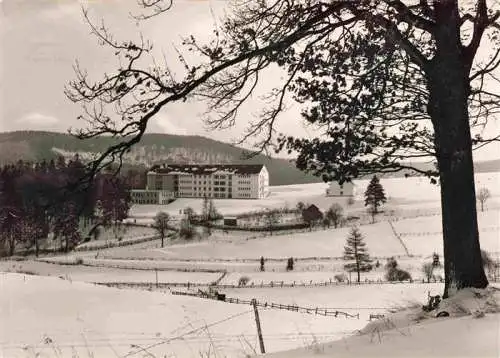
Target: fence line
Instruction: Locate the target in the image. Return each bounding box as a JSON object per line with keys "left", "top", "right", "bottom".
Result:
{"left": 398, "top": 226, "right": 500, "bottom": 237}
{"left": 388, "top": 221, "right": 410, "bottom": 256}
{"left": 80, "top": 253, "right": 420, "bottom": 264}
{"left": 74, "top": 235, "right": 159, "bottom": 252}
{"left": 93, "top": 277, "right": 455, "bottom": 290}
{"left": 170, "top": 290, "right": 360, "bottom": 319}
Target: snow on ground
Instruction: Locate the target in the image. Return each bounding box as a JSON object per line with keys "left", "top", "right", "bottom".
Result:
{"left": 0, "top": 273, "right": 436, "bottom": 358}
{"left": 128, "top": 172, "right": 500, "bottom": 219}
{"left": 222, "top": 284, "right": 443, "bottom": 319}
{"left": 2, "top": 255, "right": 444, "bottom": 284}
{"left": 2, "top": 174, "right": 499, "bottom": 357}
{"left": 393, "top": 210, "right": 500, "bottom": 256}
{"left": 270, "top": 313, "right": 500, "bottom": 358}
{"left": 0, "top": 260, "right": 220, "bottom": 284}
{"left": 91, "top": 221, "right": 406, "bottom": 261}
{"left": 65, "top": 208, "right": 499, "bottom": 264}
{"left": 219, "top": 265, "right": 445, "bottom": 286}
{"left": 267, "top": 287, "right": 500, "bottom": 358}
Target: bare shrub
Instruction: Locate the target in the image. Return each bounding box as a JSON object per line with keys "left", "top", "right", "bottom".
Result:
{"left": 481, "top": 250, "right": 495, "bottom": 273}
{"left": 422, "top": 262, "right": 434, "bottom": 283}
{"left": 477, "top": 188, "right": 491, "bottom": 212}
{"left": 334, "top": 273, "right": 347, "bottom": 283}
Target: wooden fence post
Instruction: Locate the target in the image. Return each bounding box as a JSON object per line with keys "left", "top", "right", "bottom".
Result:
{"left": 252, "top": 299, "right": 266, "bottom": 354}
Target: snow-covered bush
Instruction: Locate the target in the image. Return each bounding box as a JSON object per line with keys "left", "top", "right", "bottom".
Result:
{"left": 385, "top": 257, "right": 412, "bottom": 281}
{"left": 238, "top": 276, "right": 250, "bottom": 286}
{"left": 334, "top": 273, "right": 348, "bottom": 283}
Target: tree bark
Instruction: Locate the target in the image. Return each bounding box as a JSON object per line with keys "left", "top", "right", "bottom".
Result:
{"left": 428, "top": 4, "right": 488, "bottom": 298}
{"left": 355, "top": 243, "right": 360, "bottom": 283}
{"left": 35, "top": 235, "right": 39, "bottom": 258}
{"left": 8, "top": 234, "right": 15, "bottom": 256}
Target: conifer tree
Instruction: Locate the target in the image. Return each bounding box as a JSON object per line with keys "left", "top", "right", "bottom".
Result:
{"left": 364, "top": 175, "right": 387, "bottom": 216}
{"left": 343, "top": 227, "right": 373, "bottom": 283}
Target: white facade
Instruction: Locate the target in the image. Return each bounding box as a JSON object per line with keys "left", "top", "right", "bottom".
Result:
{"left": 130, "top": 190, "right": 175, "bottom": 205}
{"left": 143, "top": 164, "right": 270, "bottom": 200}
{"left": 326, "top": 181, "right": 355, "bottom": 197}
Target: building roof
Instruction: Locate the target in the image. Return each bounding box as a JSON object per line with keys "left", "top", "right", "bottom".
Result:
{"left": 149, "top": 164, "right": 265, "bottom": 175}
{"left": 302, "top": 204, "right": 324, "bottom": 221}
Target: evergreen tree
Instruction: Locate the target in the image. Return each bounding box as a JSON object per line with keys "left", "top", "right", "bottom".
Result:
{"left": 343, "top": 227, "right": 373, "bottom": 283}
{"left": 364, "top": 175, "right": 387, "bottom": 216}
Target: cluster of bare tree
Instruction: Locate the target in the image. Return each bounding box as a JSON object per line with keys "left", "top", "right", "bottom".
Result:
{"left": 0, "top": 156, "right": 131, "bottom": 256}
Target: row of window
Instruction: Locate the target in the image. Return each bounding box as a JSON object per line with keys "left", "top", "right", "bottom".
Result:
{"left": 213, "top": 181, "right": 226, "bottom": 186}
{"left": 134, "top": 199, "right": 158, "bottom": 204}
{"left": 212, "top": 193, "right": 222, "bottom": 198}
{"left": 238, "top": 187, "right": 251, "bottom": 191}
{"left": 132, "top": 192, "right": 158, "bottom": 198}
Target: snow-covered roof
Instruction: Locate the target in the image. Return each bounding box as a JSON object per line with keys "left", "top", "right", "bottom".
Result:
{"left": 150, "top": 164, "right": 265, "bottom": 175}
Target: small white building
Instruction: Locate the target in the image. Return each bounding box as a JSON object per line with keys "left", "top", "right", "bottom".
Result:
{"left": 130, "top": 190, "right": 175, "bottom": 205}
{"left": 326, "top": 181, "right": 355, "bottom": 197}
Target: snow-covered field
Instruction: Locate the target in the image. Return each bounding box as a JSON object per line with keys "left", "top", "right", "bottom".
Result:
{"left": 99, "top": 221, "right": 406, "bottom": 261}
{"left": 268, "top": 287, "right": 500, "bottom": 358}
{"left": 1, "top": 172, "right": 499, "bottom": 357}
{"left": 129, "top": 172, "right": 500, "bottom": 219}
{"left": 3, "top": 273, "right": 498, "bottom": 358}
{"left": 0, "top": 260, "right": 221, "bottom": 284}
{"left": 1, "top": 273, "right": 447, "bottom": 358}
{"left": 394, "top": 210, "right": 500, "bottom": 256}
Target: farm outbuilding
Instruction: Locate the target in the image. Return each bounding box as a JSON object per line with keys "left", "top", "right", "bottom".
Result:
{"left": 326, "top": 181, "right": 355, "bottom": 197}
{"left": 302, "top": 204, "right": 324, "bottom": 225}
{"left": 223, "top": 217, "right": 238, "bottom": 226}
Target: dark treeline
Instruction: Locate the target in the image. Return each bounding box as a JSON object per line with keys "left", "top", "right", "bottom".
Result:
{"left": 0, "top": 155, "right": 132, "bottom": 257}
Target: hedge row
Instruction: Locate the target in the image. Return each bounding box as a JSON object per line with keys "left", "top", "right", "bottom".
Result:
{"left": 74, "top": 235, "right": 159, "bottom": 252}
{"left": 206, "top": 222, "right": 310, "bottom": 232}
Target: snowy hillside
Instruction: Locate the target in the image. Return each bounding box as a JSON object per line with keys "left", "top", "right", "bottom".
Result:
{"left": 1, "top": 172, "right": 499, "bottom": 358}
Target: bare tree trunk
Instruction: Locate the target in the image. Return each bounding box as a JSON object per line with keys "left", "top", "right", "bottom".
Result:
{"left": 8, "top": 234, "right": 15, "bottom": 256}
{"left": 355, "top": 243, "right": 360, "bottom": 283}
{"left": 428, "top": 6, "right": 488, "bottom": 297}
{"left": 35, "top": 235, "right": 39, "bottom": 258}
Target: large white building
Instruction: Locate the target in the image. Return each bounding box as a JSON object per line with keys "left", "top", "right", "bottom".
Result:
{"left": 131, "top": 164, "right": 270, "bottom": 204}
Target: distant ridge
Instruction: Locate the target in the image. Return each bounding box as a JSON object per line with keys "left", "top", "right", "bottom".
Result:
{"left": 0, "top": 131, "right": 498, "bottom": 185}
{"left": 0, "top": 131, "right": 321, "bottom": 186}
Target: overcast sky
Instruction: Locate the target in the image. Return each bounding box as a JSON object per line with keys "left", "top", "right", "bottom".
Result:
{"left": 0, "top": 0, "right": 499, "bottom": 161}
